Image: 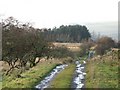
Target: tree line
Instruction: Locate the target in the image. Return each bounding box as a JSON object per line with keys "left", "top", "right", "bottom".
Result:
{"left": 2, "top": 17, "right": 50, "bottom": 75}
{"left": 2, "top": 16, "right": 117, "bottom": 76}
{"left": 41, "top": 25, "right": 91, "bottom": 43}
{"left": 2, "top": 17, "right": 83, "bottom": 75}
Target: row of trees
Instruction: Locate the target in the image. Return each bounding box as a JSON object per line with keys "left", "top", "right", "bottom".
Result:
{"left": 2, "top": 16, "right": 117, "bottom": 75}
{"left": 2, "top": 17, "right": 50, "bottom": 75}
{"left": 42, "top": 25, "right": 91, "bottom": 43}
{"left": 1, "top": 17, "right": 76, "bottom": 75}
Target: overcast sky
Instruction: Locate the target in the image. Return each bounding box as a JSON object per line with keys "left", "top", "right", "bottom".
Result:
{"left": 0, "top": 0, "right": 119, "bottom": 28}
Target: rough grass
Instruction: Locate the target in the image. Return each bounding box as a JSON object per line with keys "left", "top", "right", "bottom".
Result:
{"left": 49, "top": 64, "right": 76, "bottom": 88}
{"left": 0, "top": 82, "right": 2, "bottom": 90}
{"left": 85, "top": 50, "right": 119, "bottom": 88}
{"left": 0, "top": 74, "right": 2, "bottom": 89}
{"left": 53, "top": 42, "right": 81, "bottom": 52}
{"left": 2, "top": 61, "right": 58, "bottom": 88}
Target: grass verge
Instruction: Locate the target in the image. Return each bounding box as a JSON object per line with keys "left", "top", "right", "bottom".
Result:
{"left": 2, "top": 62, "right": 57, "bottom": 88}
{"left": 85, "top": 50, "right": 119, "bottom": 88}
{"left": 0, "top": 82, "right": 2, "bottom": 90}
{"left": 49, "top": 64, "right": 76, "bottom": 88}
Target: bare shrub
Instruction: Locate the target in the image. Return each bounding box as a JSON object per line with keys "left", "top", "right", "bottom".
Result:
{"left": 79, "top": 40, "right": 95, "bottom": 57}
{"left": 95, "top": 36, "right": 115, "bottom": 55}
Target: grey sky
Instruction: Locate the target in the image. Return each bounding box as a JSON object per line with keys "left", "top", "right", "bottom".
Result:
{"left": 0, "top": 0, "right": 119, "bottom": 28}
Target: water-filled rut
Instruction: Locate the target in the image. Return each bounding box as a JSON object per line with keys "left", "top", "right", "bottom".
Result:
{"left": 71, "top": 60, "right": 86, "bottom": 89}
{"left": 35, "top": 64, "right": 68, "bottom": 89}
{"left": 35, "top": 60, "right": 87, "bottom": 89}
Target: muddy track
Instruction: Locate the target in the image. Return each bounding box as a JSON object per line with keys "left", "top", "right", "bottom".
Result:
{"left": 35, "top": 64, "right": 68, "bottom": 89}
{"left": 35, "top": 60, "right": 87, "bottom": 89}
{"left": 71, "top": 60, "right": 86, "bottom": 89}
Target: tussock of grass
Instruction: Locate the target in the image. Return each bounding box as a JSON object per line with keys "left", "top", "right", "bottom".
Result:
{"left": 49, "top": 64, "right": 76, "bottom": 88}
{"left": 85, "top": 50, "right": 119, "bottom": 88}
{"left": 2, "top": 62, "right": 57, "bottom": 88}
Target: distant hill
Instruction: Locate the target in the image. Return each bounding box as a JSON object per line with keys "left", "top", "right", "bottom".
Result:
{"left": 86, "top": 22, "right": 118, "bottom": 41}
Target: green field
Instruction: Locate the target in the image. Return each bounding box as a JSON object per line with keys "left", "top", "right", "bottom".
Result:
{"left": 85, "top": 50, "right": 119, "bottom": 88}
{"left": 49, "top": 64, "right": 76, "bottom": 88}
{"left": 2, "top": 61, "right": 57, "bottom": 88}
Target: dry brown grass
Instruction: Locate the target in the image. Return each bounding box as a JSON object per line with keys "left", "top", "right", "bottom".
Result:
{"left": 53, "top": 42, "right": 81, "bottom": 52}
{"left": 0, "top": 61, "right": 9, "bottom": 72}
{"left": 1, "top": 56, "right": 74, "bottom": 75}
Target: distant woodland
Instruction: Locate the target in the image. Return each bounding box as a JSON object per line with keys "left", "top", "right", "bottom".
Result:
{"left": 1, "top": 17, "right": 91, "bottom": 75}
{"left": 1, "top": 17, "right": 118, "bottom": 76}
{"left": 41, "top": 25, "right": 91, "bottom": 42}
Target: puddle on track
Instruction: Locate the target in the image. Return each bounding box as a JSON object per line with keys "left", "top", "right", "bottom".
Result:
{"left": 71, "top": 60, "right": 86, "bottom": 89}
{"left": 35, "top": 64, "right": 68, "bottom": 90}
